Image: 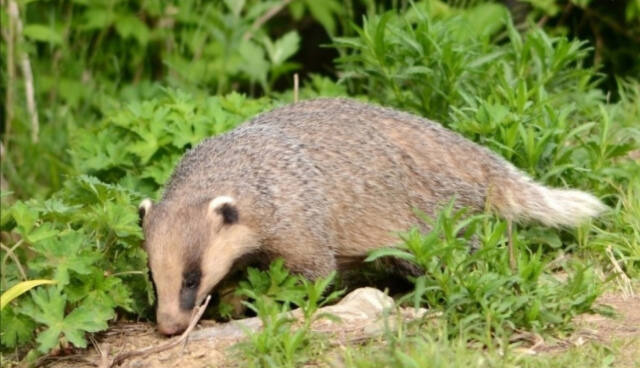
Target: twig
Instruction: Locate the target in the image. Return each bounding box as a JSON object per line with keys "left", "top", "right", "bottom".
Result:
{"left": 7, "top": 0, "right": 40, "bottom": 143}
{"left": 3, "top": 0, "right": 15, "bottom": 148}
{"left": 1, "top": 241, "right": 27, "bottom": 280}
{"left": 98, "top": 295, "right": 211, "bottom": 368}
{"left": 293, "top": 73, "right": 299, "bottom": 103}
{"left": 242, "top": 0, "right": 295, "bottom": 41}
{"left": 507, "top": 219, "right": 517, "bottom": 272}
{"left": 606, "top": 245, "right": 634, "bottom": 299}
{"left": 8, "top": 0, "right": 40, "bottom": 143}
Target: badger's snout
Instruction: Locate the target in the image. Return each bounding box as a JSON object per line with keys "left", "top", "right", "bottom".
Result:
{"left": 157, "top": 310, "right": 190, "bottom": 336}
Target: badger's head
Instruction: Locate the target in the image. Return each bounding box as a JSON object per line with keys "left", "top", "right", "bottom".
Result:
{"left": 138, "top": 196, "right": 259, "bottom": 335}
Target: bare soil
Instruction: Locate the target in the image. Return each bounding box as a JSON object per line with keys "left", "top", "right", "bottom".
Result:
{"left": 39, "top": 289, "right": 640, "bottom": 368}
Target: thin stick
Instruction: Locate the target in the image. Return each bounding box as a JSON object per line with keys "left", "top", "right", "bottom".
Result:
{"left": 1, "top": 241, "right": 27, "bottom": 280}
{"left": 293, "top": 73, "right": 299, "bottom": 103}
{"left": 20, "top": 53, "right": 39, "bottom": 143}
{"left": 606, "top": 245, "right": 634, "bottom": 299}
{"left": 507, "top": 219, "right": 516, "bottom": 272}
{"left": 8, "top": 0, "right": 39, "bottom": 143}
{"left": 242, "top": 0, "right": 295, "bottom": 41}
{"left": 99, "top": 295, "right": 211, "bottom": 368}
{"left": 4, "top": 0, "right": 15, "bottom": 148}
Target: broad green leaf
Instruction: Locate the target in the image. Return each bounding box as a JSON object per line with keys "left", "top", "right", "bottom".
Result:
{"left": 66, "top": 271, "right": 134, "bottom": 312}
{"left": 80, "top": 8, "right": 114, "bottom": 30}
{"left": 305, "top": 0, "right": 341, "bottom": 35}
{"left": 23, "top": 24, "right": 62, "bottom": 44}
{"left": 238, "top": 41, "right": 269, "bottom": 85}
{"left": 88, "top": 201, "right": 142, "bottom": 239}
{"left": 0, "top": 308, "right": 35, "bottom": 347}
{"left": 114, "top": 14, "right": 150, "bottom": 45}
{"left": 19, "top": 288, "right": 113, "bottom": 352}
{"left": 62, "top": 301, "right": 112, "bottom": 347}
{"left": 140, "top": 154, "right": 181, "bottom": 185}
{"left": 19, "top": 288, "right": 67, "bottom": 352}
{"left": 224, "top": 0, "right": 245, "bottom": 16}
{"left": 264, "top": 31, "right": 300, "bottom": 65}
{"left": 11, "top": 201, "right": 39, "bottom": 235}
{"left": 26, "top": 223, "right": 59, "bottom": 243}
{"left": 30, "top": 231, "right": 100, "bottom": 287}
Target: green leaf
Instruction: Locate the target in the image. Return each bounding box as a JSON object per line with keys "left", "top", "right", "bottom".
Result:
{"left": 1, "top": 279, "right": 57, "bottom": 310}
{"left": 114, "top": 14, "right": 150, "bottom": 45}
{"left": 30, "top": 231, "right": 100, "bottom": 288}
{"left": 26, "top": 223, "right": 59, "bottom": 243}
{"left": 305, "top": 0, "right": 341, "bottom": 35}
{"left": 0, "top": 307, "right": 35, "bottom": 348}
{"left": 224, "top": 0, "right": 245, "bottom": 16}
{"left": 238, "top": 41, "right": 269, "bottom": 85}
{"left": 80, "top": 8, "right": 114, "bottom": 30}
{"left": 85, "top": 201, "right": 142, "bottom": 239}
{"left": 11, "top": 201, "right": 39, "bottom": 235}
{"left": 140, "top": 154, "right": 181, "bottom": 185}
{"left": 67, "top": 271, "right": 134, "bottom": 312}
{"left": 263, "top": 31, "right": 300, "bottom": 65}
{"left": 19, "top": 288, "right": 66, "bottom": 352}
{"left": 364, "top": 247, "right": 415, "bottom": 263}
{"left": 62, "top": 300, "right": 112, "bottom": 347}
{"left": 19, "top": 288, "right": 113, "bottom": 352}
{"left": 23, "top": 24, "right": 63, "bottom": 44}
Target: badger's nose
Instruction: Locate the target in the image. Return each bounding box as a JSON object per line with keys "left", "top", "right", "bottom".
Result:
{"left": 157, "top": 315, "right": 188, "bottom": 336}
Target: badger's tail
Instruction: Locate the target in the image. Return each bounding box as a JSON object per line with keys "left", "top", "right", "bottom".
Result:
{"left": 489, "top": 167, "right": 607, "bottom": 227}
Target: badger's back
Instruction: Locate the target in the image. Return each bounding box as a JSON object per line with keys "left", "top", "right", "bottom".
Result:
{"left": 160, "top": 99, "right": 509, "bottom": 258}
{"left": 161, "top": 98, "right": 604, "bottom": 265}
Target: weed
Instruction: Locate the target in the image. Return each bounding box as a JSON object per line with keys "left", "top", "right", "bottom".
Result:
{"left": 234, "top": 260, "right": 343, "bottom": 368}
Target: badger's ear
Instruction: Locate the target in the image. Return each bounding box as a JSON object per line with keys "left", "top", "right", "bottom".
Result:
{"left": 209, "top": 196, "right": 239, "bottom": 225}
{"left": 138, "top": 198, "right": 153, "bottom": 227}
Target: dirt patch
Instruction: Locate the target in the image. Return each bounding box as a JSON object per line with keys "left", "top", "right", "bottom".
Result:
{"left": 41, "top": 288, "right": 426, "bottom": 368}
{"left": 573, "top": 292, "right": 640, "bottom": 367}
{"left": 39, "top": 289, "right": 640, "bottom": 368}
{"left": 38, "top": 321, "right": 233, "bottom": 368}
{"left": 577, "top": 293, "right": 640, "bottom": 341}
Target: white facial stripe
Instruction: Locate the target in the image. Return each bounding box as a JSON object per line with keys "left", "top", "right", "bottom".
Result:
{"left": 209, "top": 195, "right": 235, "bottom": 212}
{"left": 139, "top": 198, "right": 153, "bottom": 213}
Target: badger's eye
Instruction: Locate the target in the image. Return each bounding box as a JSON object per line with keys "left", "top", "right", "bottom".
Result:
{"left": 182, "top": 270, "right": 201, "bottom": 290}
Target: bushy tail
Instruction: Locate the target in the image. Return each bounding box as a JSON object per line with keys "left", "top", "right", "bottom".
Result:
{"left": 491, "top": 170, "right": 607, "bottom": 227}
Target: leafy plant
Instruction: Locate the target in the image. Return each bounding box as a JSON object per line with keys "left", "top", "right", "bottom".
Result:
{"left": 367, "top": 202, "right": 607, "bottom": 343}
{"left": 0, "top": 90, "right": 277, "bottom": 356}
{"left": 333, "top": 2, "right": 639, "bottom": 276}
{"left": 235, "top": 259, "right": 344, "bottom": 368}
{"left": 1, "top": 0, "right": 639, "bottom": 365}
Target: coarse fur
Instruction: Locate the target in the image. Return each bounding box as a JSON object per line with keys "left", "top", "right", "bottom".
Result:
{"left": 139, "top": 98, "right": 606, "bottom": 335}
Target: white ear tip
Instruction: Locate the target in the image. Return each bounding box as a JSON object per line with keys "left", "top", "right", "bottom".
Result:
{"left": 209, "top": 196, "right": 235, "bottom": 211}
{"left": 139, "top": 198, "right": 153, "bottom": 212}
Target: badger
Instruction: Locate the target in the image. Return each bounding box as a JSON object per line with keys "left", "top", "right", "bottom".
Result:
{"left": 138, "top": 98, "right": 605, "bottom": 335}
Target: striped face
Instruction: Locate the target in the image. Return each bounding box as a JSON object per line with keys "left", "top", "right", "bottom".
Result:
{"left": 139, "top": 196, "right": 260, "bottom": 335}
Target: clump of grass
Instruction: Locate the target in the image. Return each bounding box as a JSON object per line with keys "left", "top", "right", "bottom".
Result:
{"left": 233, "top": 260, "right": 344, "bottom": 368}
{"left": 342, "top": 324, "right": 620, "bottom": 368}
{"left": 366, "top": 201, "right": 608, "bottom": 345}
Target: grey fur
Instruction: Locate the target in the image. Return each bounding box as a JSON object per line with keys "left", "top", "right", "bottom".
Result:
{"left": 141, "top": 98, "right": 606, "bottom": 336}
{"left": 147, "top": 98, "right": 605, "bottom": 279}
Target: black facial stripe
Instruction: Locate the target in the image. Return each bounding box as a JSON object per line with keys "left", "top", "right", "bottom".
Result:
{"left": 180, "top": 287, "right": 197, "bottom": 310}
{"left": 180, "top": 269, "right": 202, "bottom": 311}
{"left": 217, "top": 203, "right": 239, "bottom": 224}
{"left": 148, "top": 268, "right": 158, "bottom": 310}
{"left": 138, "top": 206, "right": 146, "bottom": 227}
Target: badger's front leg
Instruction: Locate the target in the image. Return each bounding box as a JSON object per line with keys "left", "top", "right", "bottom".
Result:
{"left": 263, "top": 232, "right": 337, "bottom": 280}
